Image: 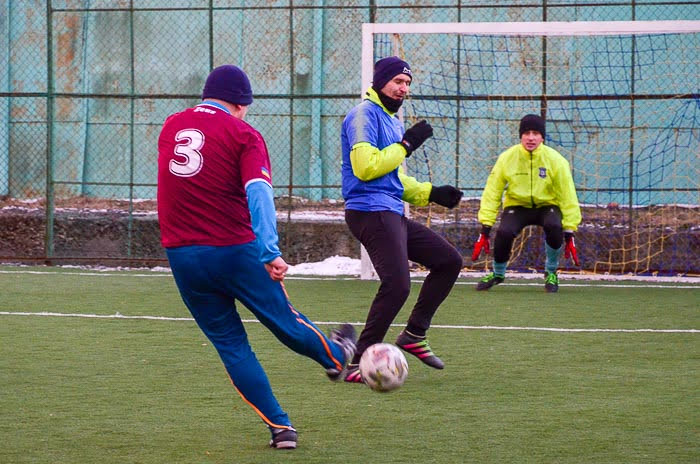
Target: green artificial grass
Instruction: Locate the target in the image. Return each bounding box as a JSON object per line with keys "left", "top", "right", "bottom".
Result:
{"left": 1, "top": 266, "right": 698, "bottom": 463}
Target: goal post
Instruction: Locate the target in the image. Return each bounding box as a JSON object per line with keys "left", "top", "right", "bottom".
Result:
{"left": 359, "top": 20, "right": 700, "bottom": 278}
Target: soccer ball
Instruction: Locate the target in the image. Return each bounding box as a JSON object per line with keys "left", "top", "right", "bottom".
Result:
{"left": 359, "top": 343, "right": 409, "bottom": 392}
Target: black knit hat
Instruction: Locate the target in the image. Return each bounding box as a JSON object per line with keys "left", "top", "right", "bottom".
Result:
{"left": 202, "top": 65, "right": 253, "bottom": 106}
{"left": 372, "top": 56, "right": 412, "bottom": 91}
{"left": 519, "top": 114, "right": 546, "bottom": 138}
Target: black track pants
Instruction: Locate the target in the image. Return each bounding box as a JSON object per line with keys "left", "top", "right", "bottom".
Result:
{"left": 493, "top": 205, "right": 564, "bottom": 264}
{"left": 345, "top": 209, "right": 463, "bottom": 363}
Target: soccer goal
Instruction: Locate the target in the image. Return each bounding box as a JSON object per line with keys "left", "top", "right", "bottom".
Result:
{"left": 360, "top": 20, "right": 700, "bottom": 278}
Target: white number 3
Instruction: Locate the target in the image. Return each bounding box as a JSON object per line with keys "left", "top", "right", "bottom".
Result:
{"left": 170, "top": 129, "right": 204, "bottom": 177}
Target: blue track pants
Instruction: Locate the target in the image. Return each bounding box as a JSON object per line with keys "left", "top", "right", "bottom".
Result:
{"left": 166, "top": 242, "right": 346, "bottom": 430}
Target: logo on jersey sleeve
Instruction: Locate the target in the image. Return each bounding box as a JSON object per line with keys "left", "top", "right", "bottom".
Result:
{"left": 260, "top": 167, "right": 271, "bottom": 180}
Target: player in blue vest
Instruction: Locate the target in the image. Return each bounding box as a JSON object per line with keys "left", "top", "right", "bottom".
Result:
{"left": 340, "top": 56, "right": 464, "bottom": 382}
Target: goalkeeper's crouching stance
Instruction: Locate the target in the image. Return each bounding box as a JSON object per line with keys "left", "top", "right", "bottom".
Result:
{"left": 471, "top": 114, "right": 582, "bottom": 293}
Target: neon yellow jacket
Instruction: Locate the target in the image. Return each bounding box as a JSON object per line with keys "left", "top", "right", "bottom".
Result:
{"left": 478, "top": 143, "right": 582, "bottom": 231}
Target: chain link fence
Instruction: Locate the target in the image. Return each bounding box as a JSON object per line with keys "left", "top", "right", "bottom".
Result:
{"left": 1, "top": 1, "right": 698, "bottom": 274}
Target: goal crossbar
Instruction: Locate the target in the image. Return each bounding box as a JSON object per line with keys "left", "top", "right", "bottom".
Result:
{"left": 361, "top": 20, "right": 700, "bottom": 91}
{"left": 362, "top": 20, "right": 700, "bottom": 36}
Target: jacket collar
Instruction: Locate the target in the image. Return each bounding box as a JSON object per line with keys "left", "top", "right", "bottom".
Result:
{"left": 363, "top": 87, "right": 396, "bottom": 115}
{"left": 519, "top": 142, "right": 546, "bottom": 156}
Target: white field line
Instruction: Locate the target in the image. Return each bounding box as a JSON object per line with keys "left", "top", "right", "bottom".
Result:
{"left": 452, "top": 281, "right": 700, "bottom": 289}
{"left": 0, "top": 311, "right": 696, "bottom": 334}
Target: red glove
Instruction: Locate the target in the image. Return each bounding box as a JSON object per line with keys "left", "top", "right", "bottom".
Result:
{"left": 564, "top": 232, "right": 580, "bottom": 266}
{"left": 471, "top": 225, "right": 491, "bottom": 261}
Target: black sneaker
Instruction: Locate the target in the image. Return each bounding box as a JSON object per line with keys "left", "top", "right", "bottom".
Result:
{"left": 326, "top": 324, "right": 357, "bottom": 381}
{"left": 269, "top": 427, "right": 297, "bottom": 449}
{"left": 544, "top": 272, "right": 559, "bottom": 293}
{"left": 343, "top": 363, "right": 364, "bottom": 384}
{"left": 476, "top": 273, "right": 505, "bottom": 291}
{"left": 395, "top": 331, "right": 444, "bottom": 369}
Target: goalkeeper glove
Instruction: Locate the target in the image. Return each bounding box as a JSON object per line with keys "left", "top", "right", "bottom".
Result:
{"left": 400, "top": 120, "right": 433, "bottom": 157}
{"left": 471, "top": 225, "right": 491, "bottom": 261}
{"left": 564, "top": 231, "right": 580, "bottom": 266}
{"left": 429, "top": 185, "right": 463, "bottom": 209}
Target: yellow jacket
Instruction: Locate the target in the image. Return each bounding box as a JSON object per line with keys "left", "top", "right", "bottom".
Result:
{"left": 478, "top": 143, "right": 582, "bottom": 231}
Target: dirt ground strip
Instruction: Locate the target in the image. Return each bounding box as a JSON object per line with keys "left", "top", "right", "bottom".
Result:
{"left": 1, "top": 196, "right": 698, "bottom": 273}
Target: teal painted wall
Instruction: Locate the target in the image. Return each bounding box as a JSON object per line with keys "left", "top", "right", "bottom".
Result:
{"left": 1, "top": 1, "right": 698, "bottom": 205}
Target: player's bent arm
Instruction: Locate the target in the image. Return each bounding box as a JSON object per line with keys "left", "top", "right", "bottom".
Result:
{"left": 477, "top": 160, "right": 507, "bottom": 226}
{"left": 554, "top": 159, "right": 582, "bottom": 231}
{"left": 246, "top": 180, "right": 282, "bottom": 263}
{"left": 560, "top": 199, "right": 581, "bottom": 232}
{"left": 398, "top": 165, "right": 431, "bottom": 206}
{"left": 350, "top": 142, "right": 406, "bottom": 181}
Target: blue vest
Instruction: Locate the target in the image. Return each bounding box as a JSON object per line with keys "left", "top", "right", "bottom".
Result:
{"left": 340, "top": 98, "right": 405, "bottom": 215}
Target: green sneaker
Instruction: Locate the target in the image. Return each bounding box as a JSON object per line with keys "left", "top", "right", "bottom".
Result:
{"left": 544, "top": 272, "right": 559, "bottom": 293}
{"left": 476, "top": 273, "right": 505, "bottom": 291}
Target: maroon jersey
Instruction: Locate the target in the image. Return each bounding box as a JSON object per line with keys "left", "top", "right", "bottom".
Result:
{"left": 157, "top": 103, "right": 273, "bottom": 248}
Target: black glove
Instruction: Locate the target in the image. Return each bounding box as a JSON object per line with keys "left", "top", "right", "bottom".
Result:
{"left": 400, "top": 120, "right": 433, "bottom": 156}
{"left": 429, "top": 185, "right": 463, "bottom": 209}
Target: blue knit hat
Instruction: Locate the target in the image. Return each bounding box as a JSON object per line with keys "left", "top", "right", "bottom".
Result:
{"left": 372, "top": 56, "right": 412, "bottom": 91}
{"left": 519, "top": 114, "right": 546, "bottom": 138}
{"left": 202, "top": 65, "right": 253, "bottom": 106}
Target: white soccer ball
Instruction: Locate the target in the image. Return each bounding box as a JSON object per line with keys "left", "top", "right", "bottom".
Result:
{"left": 359, "top": 343, "right": 409, "bottom": 392}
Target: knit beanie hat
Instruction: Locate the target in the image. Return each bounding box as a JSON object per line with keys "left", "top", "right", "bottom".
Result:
{"left": 372, "top": 56, "right": 412, "bottom": 91}
{"left": 202, "top": 65, "right": 253, "bottom": 106}
{"left": 519, "top": 114, "right": 546, "bottom": 138}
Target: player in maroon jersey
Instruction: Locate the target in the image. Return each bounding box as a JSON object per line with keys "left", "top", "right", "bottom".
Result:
{"left": 157, "top": 65, "right": 356, "bottom": 450}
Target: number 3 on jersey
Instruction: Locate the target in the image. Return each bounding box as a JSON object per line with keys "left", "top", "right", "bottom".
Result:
{"left": 170, "top": 129, "right": 204, "bottom": 177}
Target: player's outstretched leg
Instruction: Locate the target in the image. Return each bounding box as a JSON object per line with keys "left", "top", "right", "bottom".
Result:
{"left": 396, "top": 329, "right": 444, "bottom": 369}
{"left": 326, "top": 323, "right": 357, "bottom": 381}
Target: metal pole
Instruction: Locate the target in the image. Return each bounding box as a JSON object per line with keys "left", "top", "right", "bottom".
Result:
{"left": 285, "top": 0, "right": 294, "bottom": 253}
{"left": 628, "top": 1, "right": 637, "bottom": 225}
{"left": 45, "top": 0, "right": 55, "bottom": 261}
{"left": 1, "top": 0, "right": 12, "bottom": 196}
{"left": 127, "top": 0, "right": 135, "bottom": 257}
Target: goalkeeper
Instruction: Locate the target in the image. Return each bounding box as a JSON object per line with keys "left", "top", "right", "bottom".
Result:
{"left": 471, "top": 114, "right": 581, "bottom": 293}
{"left": 340, "top": 56, "right": 464, "bottom": 383}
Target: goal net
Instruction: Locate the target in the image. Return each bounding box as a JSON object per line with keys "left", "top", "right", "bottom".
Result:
{"left": 360, "top": 20, "right": 700, "bottom": 278}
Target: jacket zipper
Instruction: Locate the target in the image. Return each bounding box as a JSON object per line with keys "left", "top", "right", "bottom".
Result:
{"left": 529, "top": 150, "right": 535, "bottom": 208}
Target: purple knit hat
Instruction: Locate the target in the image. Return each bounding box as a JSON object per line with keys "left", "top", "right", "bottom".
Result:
{"left": 519, "top": 114, "right": 546, "bottom": 138}
{"left": 372, "top": 56, "right": 412, "bottom": 91}
{"left": 202, "top": 65, "right": 253, "bottom": 106}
